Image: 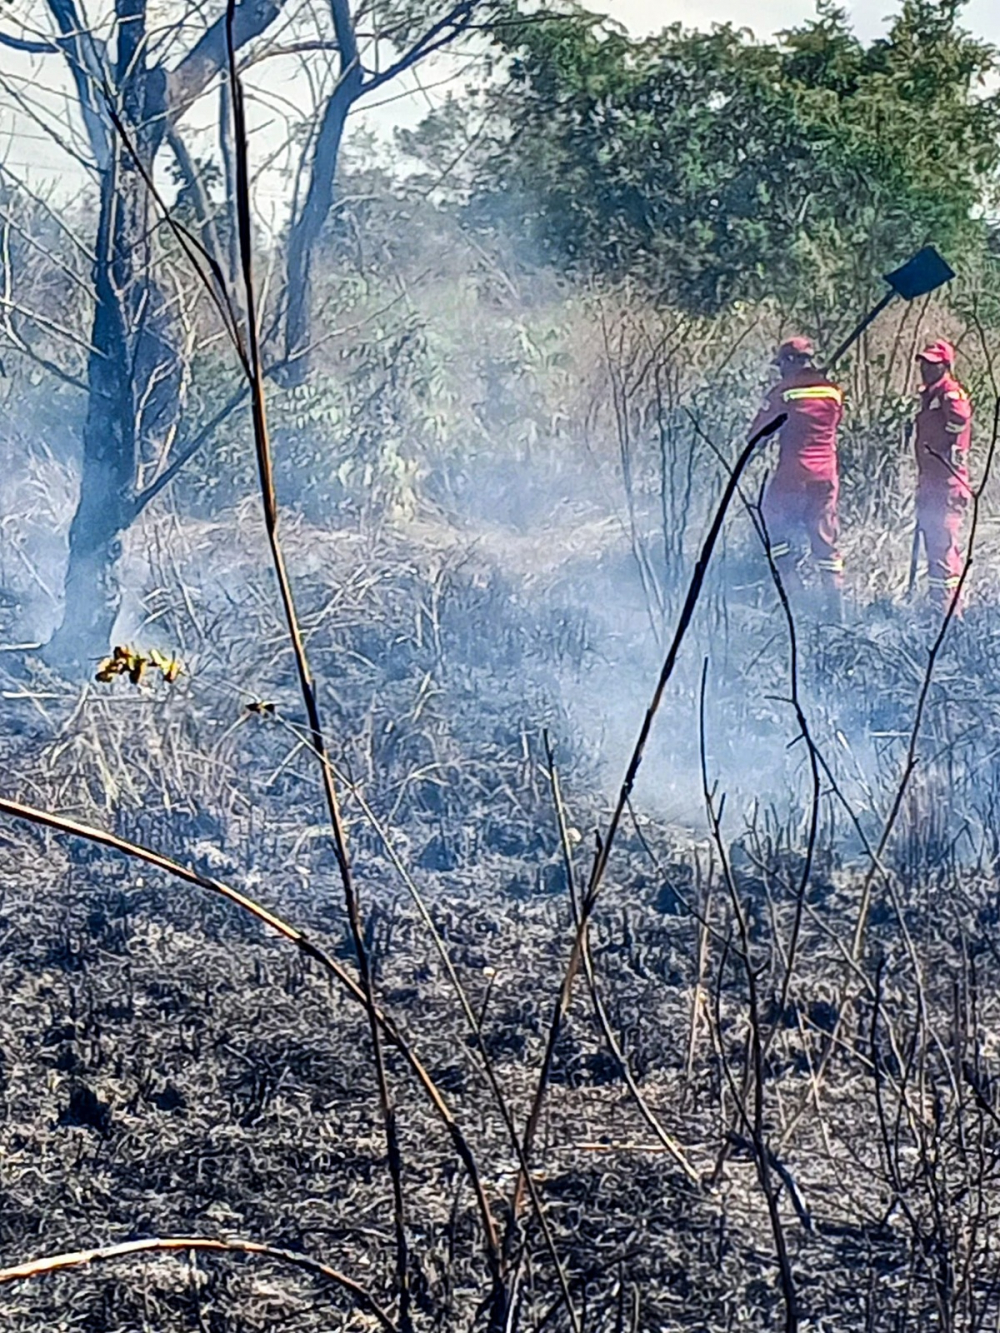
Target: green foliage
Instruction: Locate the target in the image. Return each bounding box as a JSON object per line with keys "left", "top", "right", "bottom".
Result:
{"left": 176, "top": 314, "right": 435, "bottom": 524}
{"left": 447, "top": 0, "right": 1000, "bottom": 313}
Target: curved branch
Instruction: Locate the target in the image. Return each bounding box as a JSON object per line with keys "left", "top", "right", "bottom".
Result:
{"left": 0, "top": 31, "right": 58, "bottom": 54}
{"left": 0, "top": 1236, "right": 397, "bottom": 1332}
{"left": 583, "top": 410, "right": 787, "bottom": 906}
{"left": 361, "top": 1, "right": 477, "bottom": 95}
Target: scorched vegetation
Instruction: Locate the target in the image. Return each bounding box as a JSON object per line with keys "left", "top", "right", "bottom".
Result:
{"left": 1, "top": 1, "right": 1000, "bottom": 1331}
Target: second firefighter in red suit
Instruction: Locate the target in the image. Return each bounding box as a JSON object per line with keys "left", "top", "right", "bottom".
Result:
{"left": 748, "top": 337, "right": 845, "bottom": 621}
{"left": 913, "top": 339, "right": 972, "bottom": 614}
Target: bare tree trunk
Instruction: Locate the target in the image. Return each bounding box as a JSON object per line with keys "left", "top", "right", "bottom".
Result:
{"left": 45, "top": 0, "right": 155, "bottom": 669}
{"left": 282, "top": 83, "right": 359, "bottom": 382}
{"left": 31, "top": 0, "right": 474, "bottom": 663}
{"left": 44, "top": 154, "right": 142, "bottom": 668}
{"left": 219, "top": 72, "right": 240, "bottom": 287}
{"left": 27, "top": 0, "right": 287, "bottom": 670}
{"left": 280, "top": 0, "right": 362, "bottom": 384}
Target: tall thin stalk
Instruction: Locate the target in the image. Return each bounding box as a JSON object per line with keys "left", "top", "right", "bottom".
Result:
{"left": 223, "top": 5, "right": 411, "bottom": 1322}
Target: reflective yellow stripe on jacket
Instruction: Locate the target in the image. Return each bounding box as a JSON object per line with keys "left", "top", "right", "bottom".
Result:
{"left": 782, "top": 386, "right": 844, "bottom": 404}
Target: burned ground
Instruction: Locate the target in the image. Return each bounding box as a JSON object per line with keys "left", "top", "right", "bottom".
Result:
{"left": 1, "top": 499, "right": 1000, "bottom": 1331}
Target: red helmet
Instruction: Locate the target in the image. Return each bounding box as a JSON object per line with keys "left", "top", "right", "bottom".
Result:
{"left": 917, "top": 339, "right": 955, "bottom": 367}
{"left": 773, "top": 336, "right": 815, "bottom": 365}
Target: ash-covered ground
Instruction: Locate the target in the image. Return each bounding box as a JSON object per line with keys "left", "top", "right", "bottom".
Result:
{"left": 1, "top": 473, "right": 1000, "bottom": 1331}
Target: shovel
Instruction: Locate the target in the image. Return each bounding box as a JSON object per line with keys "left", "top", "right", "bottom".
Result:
{"left": 906, "top": 521, "right": 924, "bottom": 602}
{"left": 901, "top": 420, "right": 925, "bottom": 601}
{"left": 824, "top": 246, "right": 956, "bottom": 372}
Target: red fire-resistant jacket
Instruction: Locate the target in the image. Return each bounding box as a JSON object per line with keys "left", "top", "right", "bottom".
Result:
{"left": 914, "top": 373, "right": 972, "bottom": 502}
{"left": 748, "top": 368, "right": 844, "bottom": 485}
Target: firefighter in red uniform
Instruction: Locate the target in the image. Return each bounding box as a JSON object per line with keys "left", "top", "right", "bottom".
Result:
{"left": 749, "top": 336, "right": 845, "bottom": 621}
{"left": 912, "top": 339, "right": 972, "bottom": 614}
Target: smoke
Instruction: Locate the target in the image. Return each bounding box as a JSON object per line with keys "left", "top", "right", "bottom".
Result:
{"left": 428, "top": 338, "right": 998, "bottom": 885}
{"left": 0, "top": 406, "right": 76, "bottom": 645}
{"left": 3, "top": 150, "right": 998, "bottom": 894}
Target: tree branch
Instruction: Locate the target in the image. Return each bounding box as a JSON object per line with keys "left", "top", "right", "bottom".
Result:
{"left": 166, "top": 123, "right": 226, "bottom": 272}
{"left": 361, "top": 1, "right": 477, "bottom": 94}
{"left": 329, "top": 0, "right": 360, "bottom": 68}
{"left": 167, "top": 0, "right": 284, "bottom": 123}
{"left": 43, "top": 0, "right": 111, "bottom": 168}
{"left": 239, "top": 38, "right": 341, "bottom": 68}
{"left": 0, "top": 162, "right": 96, "bottom": 263}
{"left": 0, "top": 70, "right": 98, "bottom": 175}
{"left": 0, "top": 337, "right": 88, "bottom": 393}
{"left": 0, "top": 1236, "right": 397, "bottom": 1331}
{"left": 0, "top": 30, "right": 58, "bottom": 53}
{"left": 280, "top": 0, "right": 362, "bottom": 371}
{"left": 0, "top": 295, "right": 103, "bottom": 358}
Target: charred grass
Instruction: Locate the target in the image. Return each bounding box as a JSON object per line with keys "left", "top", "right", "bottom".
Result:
{"left": 1, "top": 509, "right": 1000, "bottom": 1329}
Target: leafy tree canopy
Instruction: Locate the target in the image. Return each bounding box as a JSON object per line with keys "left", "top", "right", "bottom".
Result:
{"left": 414, "top": 0, "right": 1000, "bottom": 312}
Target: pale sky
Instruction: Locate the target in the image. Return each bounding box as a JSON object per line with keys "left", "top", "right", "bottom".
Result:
{"left": 1, "top": 0, "right": 999, "bottom": 225}
{"left": 611, "top": 0, "right": 1000, "bottom": 42}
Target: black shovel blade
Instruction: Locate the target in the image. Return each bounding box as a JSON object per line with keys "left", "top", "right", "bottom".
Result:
{"left": 884, "top": 246, "right": 955, "bottom": 301}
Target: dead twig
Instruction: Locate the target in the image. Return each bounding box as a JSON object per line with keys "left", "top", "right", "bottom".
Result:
{"left": 582, "top": 412, "right": 785, "bottom": 911}
{"left": 0, "top": 1236, "right": 397, "bottom": 1332}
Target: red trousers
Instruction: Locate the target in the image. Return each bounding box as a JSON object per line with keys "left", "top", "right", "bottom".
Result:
{"left": 761, "top": 475, "right": 843, "bottom": 588}
{"left": 917, "top": 490, "right": 966, "bottom": 612}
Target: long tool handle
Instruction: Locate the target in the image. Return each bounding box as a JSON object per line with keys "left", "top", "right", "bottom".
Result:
{"left": 824, "top": 290, "right": 896, "bottom": 372}
{"left": 903, "top": 421, "right": 920, "bottom": 600}
{"left": 906, "top": 521, "right": 922, "bottom": 601}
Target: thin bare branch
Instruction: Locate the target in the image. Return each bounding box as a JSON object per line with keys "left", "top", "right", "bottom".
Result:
{"left": 0, "top": 1235, "right": 397, "bottom": 1331}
